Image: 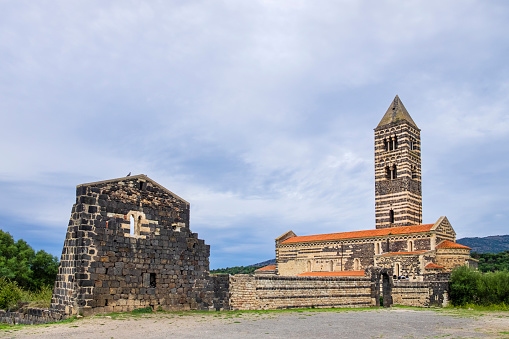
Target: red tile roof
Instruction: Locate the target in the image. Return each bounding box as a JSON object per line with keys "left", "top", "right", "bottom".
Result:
{"left": 382, "top": 251, "right": 427, "bottom": 256}
{"left": 281, "top": 224, "right": 434, "bottom": 244}
{"left": 436, "top": 240, "right": 471, "bottom": 250}
{"left": 425, "top": 263, "right": 445, "bottom": 270}
{"left": 296, "top": 271, "right": 365, "bottom": 277}
{"left": 255, "top": 265, "right": 276, "bottom": 271}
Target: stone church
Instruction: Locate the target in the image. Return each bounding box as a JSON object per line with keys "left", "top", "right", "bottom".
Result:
{"left": 274, "top": 96, "right": 475, "bottom": 280}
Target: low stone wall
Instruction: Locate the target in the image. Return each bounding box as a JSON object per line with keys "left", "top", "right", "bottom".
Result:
{"left": 392, "top": 282, "right": 430, "bottom": 307}
{"left": 392, "top": 279, "right": 449, "bottom": 307}
{"left": 229, "top": 274, "right": 373, "bottom": 310}
{"left": 0, "top": 308, "right": 65, "bottom": 325}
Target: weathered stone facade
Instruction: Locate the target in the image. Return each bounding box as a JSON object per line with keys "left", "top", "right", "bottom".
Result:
{"left": 51, "top": 175, "right": 220, "bottom": 315}
{"left": 276, "top": 216, "right": 470, "bottom": 279}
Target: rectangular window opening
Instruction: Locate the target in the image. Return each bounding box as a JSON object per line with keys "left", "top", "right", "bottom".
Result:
{"left": 150, "top": 273, "right": 156, "bottom": 288}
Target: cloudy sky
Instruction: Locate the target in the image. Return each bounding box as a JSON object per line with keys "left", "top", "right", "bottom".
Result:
{"left": 1, "top": 1, "right": 508, "bottom": 269}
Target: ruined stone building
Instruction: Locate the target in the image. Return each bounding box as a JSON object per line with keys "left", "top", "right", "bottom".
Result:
{"left": 51, "top": 175, "right": 227, "bottom": 315}
{"left": 274, "top": 96, "right": 476, "bottom": 279}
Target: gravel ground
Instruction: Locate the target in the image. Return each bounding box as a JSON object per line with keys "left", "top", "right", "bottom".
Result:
{"left": 1, "top": 308, "right": 508, "bottom": 339}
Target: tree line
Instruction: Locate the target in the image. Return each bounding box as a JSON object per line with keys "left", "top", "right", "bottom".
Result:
{"left": 472, "top": 251, "right": 509, "bottom": 272}
{"left": 210, "top": 266, "right": 261, "bottom": 275}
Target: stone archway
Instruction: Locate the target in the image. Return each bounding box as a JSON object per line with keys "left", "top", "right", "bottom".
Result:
{"left": 367, "top": 267, "right": 393, "bottom": 308}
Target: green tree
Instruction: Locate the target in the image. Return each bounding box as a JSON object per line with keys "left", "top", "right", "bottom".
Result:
{"left": 0, "top": 229, "right": 59, "bottom": 291}
{"left": 31, "top": 250, "right": 59, "bottom": 289}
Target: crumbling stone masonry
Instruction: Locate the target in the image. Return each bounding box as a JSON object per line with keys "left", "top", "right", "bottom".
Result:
{"left": 0, "top": 307, "right": 64, "bottom": 325}
{"left": 51, "top": 175, "right": 221, "bottom": 315}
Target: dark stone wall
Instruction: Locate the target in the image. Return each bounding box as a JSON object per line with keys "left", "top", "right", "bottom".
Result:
{"left": 0, "top": 308, "right": 65, "bottom": 325}
{"left": 51, "top": 175, "right": 217, "bottom": 315}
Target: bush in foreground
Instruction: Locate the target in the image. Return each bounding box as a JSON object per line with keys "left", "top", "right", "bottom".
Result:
{"left": 0, "top": 277, "right": 53, "bottom": 310}
{"left": 450, "top": 266, "right": 509, "bottom": 306}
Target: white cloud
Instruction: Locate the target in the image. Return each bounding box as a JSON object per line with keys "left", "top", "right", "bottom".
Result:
{"left": 0, "top": 1, "right": 508, "bottom": 267}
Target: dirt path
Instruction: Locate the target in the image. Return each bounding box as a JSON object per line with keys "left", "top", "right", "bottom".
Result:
{"left": 1, "top": 308, "right": 508, "bottom": 339}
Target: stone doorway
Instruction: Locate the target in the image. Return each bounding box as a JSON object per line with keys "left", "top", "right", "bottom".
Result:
{"left": 370, "top": 267, "right": 393, "bottom": 307}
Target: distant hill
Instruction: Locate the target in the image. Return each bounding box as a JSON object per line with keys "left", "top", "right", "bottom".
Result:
{"left": 249, "top": 258, "right": 276, "bottom": 267}
{"left": 456, "top": 235, "right": 509, "bottom": 254}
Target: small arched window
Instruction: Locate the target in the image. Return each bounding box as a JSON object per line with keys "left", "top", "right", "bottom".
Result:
{"left": 389, "top": 210, "right": 395, "bottom": 224}
{"left": 395, "top": 263, "right": 401, "bottom": 278}
{"left": 376, "top": 242, "right": 381, "bottom": 255}
{"left": 354, "top": 258, "right": 360, "bottom": 271}
{"left": 408, "top": 240, "right": 414, "bottom": 252}
{"left": 307, "top": 261, "right": 312, "bottom": 272}
{"left": 329, "top": 260, "right": 334, "bottom": 272}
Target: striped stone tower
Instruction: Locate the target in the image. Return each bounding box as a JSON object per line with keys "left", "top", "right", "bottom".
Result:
{"left": 374, "top": 95, "right": 422, "bottom": 229}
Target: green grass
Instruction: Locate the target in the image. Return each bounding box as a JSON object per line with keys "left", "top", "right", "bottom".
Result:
{"left": 0, "top": 315, "right": 78, "bottom": 331}
{"left": 130, "top": 307, "right": 153, "bottom": 314}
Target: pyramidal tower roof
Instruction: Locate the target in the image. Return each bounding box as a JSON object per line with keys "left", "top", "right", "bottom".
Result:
{"left": 376, "top": 95, "right": 419, "bottom": 129}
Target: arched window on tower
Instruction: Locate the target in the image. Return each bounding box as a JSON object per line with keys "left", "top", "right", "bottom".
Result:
{"left": 386, "top": 165, "right": 397, "bottom": 180}
{"left": 393, "top": 135, "right": 398, "bottom": 149}
{"left": 389, "top": 210, "right": 395, "bottom": 224}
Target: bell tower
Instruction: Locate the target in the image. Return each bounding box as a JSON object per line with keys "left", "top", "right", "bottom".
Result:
{"left": 374, "top": 95, "right": 422, "bottom": 229}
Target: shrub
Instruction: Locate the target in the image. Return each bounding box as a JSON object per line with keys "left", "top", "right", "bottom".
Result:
{"left": 450, "top": 266, "right": 509, "bottom": 306}
{"left": 0, "top": 278, "right": 22, "bottom": 310}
